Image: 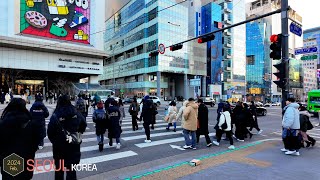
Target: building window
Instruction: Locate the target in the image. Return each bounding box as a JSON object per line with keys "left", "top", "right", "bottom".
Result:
{"left": 199, "top": 13, "right": 200, "bottom": 17}
{"left": 247, "top": 55, "right": 255, "bottom": 65}
{"left": 191, "top": 2, "right": 193, "bottom": 6}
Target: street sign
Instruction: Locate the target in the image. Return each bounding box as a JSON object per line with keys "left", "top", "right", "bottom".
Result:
{"left": 290, "top": 22, "right": 302, "bottom": 37}
{"left": 190, "top": 79, "right": 201, "bottom": 86}
{"left": 301, "top": 55, "right": 318, "bottom": 60}
{"left": 158, "top": 43, "right": 165, "bottom": 54}
{"left": 295, "top": 47, "right": 318, "bottom": 55}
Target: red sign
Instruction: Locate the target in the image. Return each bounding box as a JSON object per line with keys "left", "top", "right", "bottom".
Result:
{"left": 158, "top": 44, "right": 165, "bottom": 54}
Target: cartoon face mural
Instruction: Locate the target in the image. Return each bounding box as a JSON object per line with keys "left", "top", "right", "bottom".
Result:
{"left": 20, "top": 0, "right": 90, "bottom": 44}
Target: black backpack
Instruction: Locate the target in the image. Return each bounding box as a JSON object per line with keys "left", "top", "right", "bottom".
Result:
{"left": 93, "top": 110, "right": 106, "bottom": 123}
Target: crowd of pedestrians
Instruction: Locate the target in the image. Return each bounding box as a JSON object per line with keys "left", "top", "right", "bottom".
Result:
{"left": 0, "top": 92, "right": 318, "bottom": 179}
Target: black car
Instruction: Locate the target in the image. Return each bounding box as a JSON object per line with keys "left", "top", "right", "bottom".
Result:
{"left": 256, "top": 106, "right": 267, "bottom": 116}
{"left": 124, "top": 97, "right": 135, "bottom": 104}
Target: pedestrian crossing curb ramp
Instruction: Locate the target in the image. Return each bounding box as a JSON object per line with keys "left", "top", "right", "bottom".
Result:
{"left": 123, "top": 141, "right": 262, "bottom": 180}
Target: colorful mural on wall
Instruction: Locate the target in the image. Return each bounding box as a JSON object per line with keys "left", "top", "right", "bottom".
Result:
{"left": 20, "top": 0, "right": 90, "bottom": 44}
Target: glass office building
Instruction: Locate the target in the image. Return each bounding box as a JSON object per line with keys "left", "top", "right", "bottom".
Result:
{"left": 101, "top": 0, "right": 206, "bottom": 98}
{"left": 246, "top": 21, "right": 272, "bottom": 102}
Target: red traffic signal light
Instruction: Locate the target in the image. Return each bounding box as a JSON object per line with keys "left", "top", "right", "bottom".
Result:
{"left": 270, "top": 34, "right": 282, "bottom": 60}
{"left": 198, "top": 34, "right": 215, "bottom": 44}
{"left": 170, "top": 44, "right": 183, "bottom": 51}
{"left": 149, "top": 51, "right": 159, "bottom": 57}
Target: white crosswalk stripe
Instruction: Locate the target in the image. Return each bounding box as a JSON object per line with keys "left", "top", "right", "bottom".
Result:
{"left": 32, "top": 109, "right": 209, "bottom": 177}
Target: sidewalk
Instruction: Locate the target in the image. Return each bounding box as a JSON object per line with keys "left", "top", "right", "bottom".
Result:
{"left": 81, "top": 139, "right": 320, "bottom": 180}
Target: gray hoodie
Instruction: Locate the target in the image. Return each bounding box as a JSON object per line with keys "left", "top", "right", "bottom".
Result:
{"left": 282, "top": 103, "right": 300, "bottom": 129}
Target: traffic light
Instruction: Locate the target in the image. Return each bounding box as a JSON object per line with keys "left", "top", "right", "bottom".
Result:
{"left": 273, "top": 62, "right": 286, "bottom": 89}
{"left": 198, "top": 34, "right": 215, "bottom": 43}
{"left": 149, "top": 51, "right": 159, "bottom": 57}
{"left": 170, "top": 44, "right": 183, "bottom": 51}
{"left": 270, "top": 34, "right": 282, "bottom": 59}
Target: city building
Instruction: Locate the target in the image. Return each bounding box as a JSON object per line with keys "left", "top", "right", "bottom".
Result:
{"left": 197, "top": 0, "right": 246, "bottom": 102}
{"left": 246, "top": 0, "right": 304, "bottom": 102}
{"left": 100, "top": 0, "right": 207, "bottom": 99}
{"left": 0, "top": 0, "right": 106, "bottom": 95}
{"left": 304, "top": 27, "right": 320, "bottom": 89}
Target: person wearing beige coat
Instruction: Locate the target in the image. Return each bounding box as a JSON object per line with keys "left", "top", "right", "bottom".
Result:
{"left": 182, "top": 98, "right": 198, "bottom": 149}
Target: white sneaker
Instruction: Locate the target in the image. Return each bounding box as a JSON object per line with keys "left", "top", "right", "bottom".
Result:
{"left": 116, "top": 143, "right": 121, "bottom": 150}
{"left": 144, "top": 139, "right": 152, "bottom": 143}
{"left": 183, "top": 145, "right": 192, "bottom": 149}
{"left": 315, "top": 124, "right": 320, "bottom": 127}
{"left": 38, "top": 146, "right": 43, "bottom": 150}
{"left": 258, "top": 130, "right": 263, "bottom": 134}
{"left": 237, "top": 139, "right": 245, "bottom": 142}
{"left": 285, "top": 150, "right": 296, "bottom": 155}
{"left": 280, "top": 148, "right": 288, "bottom": 152}
{"left": 228, "top": 145, "right": 235, "bottom": 150}
{"left": 212, "top": 141, "right": 220, "bottom": 146}
{"left": 293, "top": 151, "right": 300, "bottom": 156}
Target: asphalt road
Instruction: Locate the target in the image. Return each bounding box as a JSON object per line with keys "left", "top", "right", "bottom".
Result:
{"left": 1, "top": 103, "right": 320, "bottom": 180}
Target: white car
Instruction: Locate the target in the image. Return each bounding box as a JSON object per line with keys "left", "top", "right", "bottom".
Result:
{"left": 137, "top": 96, "right": 161, "bottom": 106}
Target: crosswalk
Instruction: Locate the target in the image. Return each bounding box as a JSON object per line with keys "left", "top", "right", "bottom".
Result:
{"left": 29, "top": 109, "right": 215, "bottom": 178}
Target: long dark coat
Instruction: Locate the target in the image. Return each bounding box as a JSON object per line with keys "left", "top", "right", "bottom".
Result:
{"left": 30, "top": 101, "right": 49, "bottom": 139}
{"left": 47, "top": 106, "right": 87, "bottom": 166}
{"left": 197, "top": 103, "right": 209, "bottom": 134}
{"left": 0, "top": 110, "right": 40, "bottom": 180}
{"left": 140, "top": 100, "right": 156, "bottom": 125}
{"left": 107, "top": 106, "right": 122, "bottom": 138}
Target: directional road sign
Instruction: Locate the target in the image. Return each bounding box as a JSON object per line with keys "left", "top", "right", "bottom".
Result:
{"left": 290, "top": 22, "right": 302, "bottom": 37}
{"left": 295, "top": 47, "right": 318, "bottom": 55}
{"left": 301, "top": 55, "right": 318, "bottom": 60}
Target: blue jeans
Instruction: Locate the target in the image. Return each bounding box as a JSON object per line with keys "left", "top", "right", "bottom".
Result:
{"left": 183, "top": 129, "right": 196, "bottom": 147}
{"left": 97, "top": 135, "right": 104, "bottom": 143}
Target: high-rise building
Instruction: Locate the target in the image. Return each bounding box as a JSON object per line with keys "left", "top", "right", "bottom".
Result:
{"left": 100, "top": 0, "right": 207, "bottom": 99}
{"left": 0, "top": 0, "right": 105, "bottom": 95}
{"left": 246, "top": 0, "right": 303, "bottom": 102}
{"left": 197, "top": 0, "right": 246, "bottom": 102}
{"left": 304, "top": 27, "right": 320, "bottom": 90}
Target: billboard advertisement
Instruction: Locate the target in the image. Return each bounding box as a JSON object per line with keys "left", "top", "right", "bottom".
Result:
{"left": 20, "top": 0, "right": 90, "bottom": 44}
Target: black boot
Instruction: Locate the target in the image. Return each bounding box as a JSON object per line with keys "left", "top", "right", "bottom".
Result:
{"left": 98, "top": 142, "right": 103, "bottom": 152}
{"left": 308, "top": 135, "right": 316, "bottom": 147}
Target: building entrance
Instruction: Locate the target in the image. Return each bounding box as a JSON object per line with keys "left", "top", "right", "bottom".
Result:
{"left": 15, "top": 80, "right": 44, "bottom": 95}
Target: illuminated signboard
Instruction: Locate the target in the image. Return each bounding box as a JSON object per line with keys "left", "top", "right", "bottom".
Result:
{"left": 20, "top": 0, "right": 90, "bottom": 44}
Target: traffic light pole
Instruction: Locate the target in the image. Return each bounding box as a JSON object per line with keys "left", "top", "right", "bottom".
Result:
{"left": 281, "top": 0, "right": 289, "bottom": 109}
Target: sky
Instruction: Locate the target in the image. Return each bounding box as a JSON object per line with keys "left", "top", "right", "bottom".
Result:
{"left": 246, "top": 0, "right": 320, "bottom": 30}
{"left": 105, "top": 0, "right": 320, "bottom": 30}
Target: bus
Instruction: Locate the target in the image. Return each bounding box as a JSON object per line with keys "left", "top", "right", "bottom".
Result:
{"left": 307, "top": 90, "right": 320, "bottom": 113}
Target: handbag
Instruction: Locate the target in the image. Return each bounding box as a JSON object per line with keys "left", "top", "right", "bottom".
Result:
{"left": 57, "top": 116, "right": 82, "bottom": 145}
{"left": 220, "top": 113, "right": 228, "bottom": 130}
{"left": 164, "top": 115, "right": 169, "bottom": 122}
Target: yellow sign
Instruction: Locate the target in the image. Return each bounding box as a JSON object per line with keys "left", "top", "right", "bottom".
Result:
{"left": 249, "top": 88, "right": 262, "bottom": 94}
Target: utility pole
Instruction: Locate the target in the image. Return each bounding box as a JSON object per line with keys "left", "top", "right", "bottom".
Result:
{"left": 281, "top": 0, "right": 289, "bottom": 109}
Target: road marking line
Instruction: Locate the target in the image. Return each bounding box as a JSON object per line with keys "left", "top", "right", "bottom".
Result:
{"left": 36, "top": 143, "right": 118, "bottom": 159}
{"left": 122, "top": 131, "right": 183, "bottom": 141}
{"left": 135, "top": 133, "right": 215, "bottom": 148}
{"left": 34, "top": 151, "right": 138, "bottom": 174}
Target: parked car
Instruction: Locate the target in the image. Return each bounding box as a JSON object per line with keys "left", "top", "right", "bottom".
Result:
{"left": 256, "top": 106, "right": 267, "bottom": 116}
{"left": 264, "top": 103, "right": 271, "bottom": 107}
{"left": 199, "top": 97, "right": 215, "bottom": 107}
{"left": 137, "top": 96, "right": 161, "bottom": 106}
{"left": 124, "top": 96, "right": 135, "bottom": 104}
{"left": 271, "top": 102, "right": 281, "bottom": 106}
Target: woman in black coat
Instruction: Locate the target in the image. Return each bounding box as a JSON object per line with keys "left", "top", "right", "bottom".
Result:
{"left": 196, "top": 99, "right": 212, "bottom": 146}
{"left": 47, "top": 95, "right": 87, "bottom": 180}
{"left": 30, "top": 96, "right": 49, "bottom": 149}
{"left": 0, "top": 98, "right": 41, "bottom": 180}
{"left": 299, "top": 105, "right": 316, "bottom": 147}
{"left": 232, "top": 102, "right": 247, "bottom": 141}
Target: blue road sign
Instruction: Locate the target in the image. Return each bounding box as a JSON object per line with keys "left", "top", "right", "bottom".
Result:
{"left": 290, "top": 22, "right": 302, "bottom": 37}
{"left": 295, "top": 47, "right": 318, "bottom": 55}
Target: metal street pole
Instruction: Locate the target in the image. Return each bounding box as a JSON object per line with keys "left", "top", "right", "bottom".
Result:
{"left": 281, "top": 0, "right": 289, "bottom": 109}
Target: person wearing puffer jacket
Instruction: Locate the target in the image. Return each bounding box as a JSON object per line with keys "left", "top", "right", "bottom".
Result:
{"left": 281, "top": 98, "right": 300, "bottom": 156}
{"left": 298, "top": 104, "right": 316, "bottom": 148}
{"left": 212, "top": 105, "right": 235, "bottom": 149}
{"left": 182, "top": 98, "right": 198, "bottom": 150}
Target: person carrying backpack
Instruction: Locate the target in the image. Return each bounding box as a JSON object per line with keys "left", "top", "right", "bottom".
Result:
{"left": 93, "top": 102, "right": 107, "bottom": 152}
{"left": 47, "top": 95, "right": 87, "bottom": 180}
{"left": 76, "top": 94, "right": 87, "bottom": 119}
{"left": 129, "top": 98, "right": 140, "bottom": 131}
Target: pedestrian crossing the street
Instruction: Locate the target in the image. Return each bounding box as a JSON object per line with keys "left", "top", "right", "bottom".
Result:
{"left": 273, "top": 126, "right": 320, "bottom": 140}
{"left": 31, "top": 110, "right": 216, "bottom": 178}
